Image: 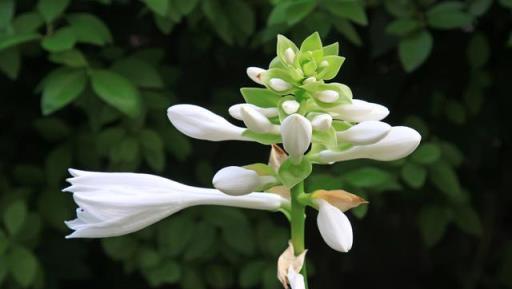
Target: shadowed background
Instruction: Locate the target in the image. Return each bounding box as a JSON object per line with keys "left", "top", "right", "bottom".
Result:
{"left": 0, "top": 0, "right": 511, "bottom": 289}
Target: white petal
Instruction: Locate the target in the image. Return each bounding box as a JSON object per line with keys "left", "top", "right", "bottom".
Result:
{"left": 318, "top": 126, "right": 421, "bottom": 163}
{"left": 311, "top": 114, "right": 332, "bottom": 131}
{"left": 65, "top": 170, "right": 287, "bottom": 238}
{"left": 281, "top": 100, "right": 300, "bottom": 115}
{"left": 280, "top": 114, "right": 312, "bottom": 158}
{"left": 269, "top": 78, "right": 292, "bottom": 91}
{"left": 303, "top": 77, "right": 316, "bottom": 85}
{"left": 315, "top": 90, "right": 339, "bottom": 103}
{"left": 167, "top": 104, "right": 249, "bottom": 142}
{"left": 240, "top": 105, "right": 279, "bottom": 134}
{"left": 317, "top": 200, "right": 353, "bottom": 252}
{"left": 328, "top": 99, "right": 390, "bottom": 122}
{"left": 336, "top": 121, "right": 391, "bottom": 145}
{"left": 247, "top": 67, "right": 266, "bottom": 85}
{"left": 284, "top": 48, "right": 296, "bottom": 64}
{"left": 287, "top": 266, "right": 306, "bottom": 289}
{"left": 228, "top": 103, "right": 278, "bottom": 120}
{"left": 213, "top": 166, "right": 275, "bottom": 196}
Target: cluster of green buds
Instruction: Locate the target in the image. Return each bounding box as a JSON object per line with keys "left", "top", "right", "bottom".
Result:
{"left": 64, "top": 32, "right": 421, "bottom": 289}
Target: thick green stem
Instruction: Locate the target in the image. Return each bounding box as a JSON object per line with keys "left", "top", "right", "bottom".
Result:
{"left": 290, "top": 181, "right": 309, "bottom": 289}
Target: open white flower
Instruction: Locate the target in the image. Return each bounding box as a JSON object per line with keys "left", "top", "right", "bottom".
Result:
{"left": 280, "top": 114, "right": 312, "bottom": 158}
{"left": 168, "top": 104, "right": 250, "bottom": 142}
{"left": 64, "top": 169, "right": 287, "bottom": 238}
{"left": 327, "top": 99, "right": 389, "bottom": 122}
{"left": 316, "top": 126, "right": 421, "bottom": 163}
{"left": 212, "top": 166, "right": 277, "bottom": 196}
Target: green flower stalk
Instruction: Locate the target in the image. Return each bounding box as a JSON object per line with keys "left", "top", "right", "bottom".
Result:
{"left": 64, "top": 33, "right": 421, "bottom": 289}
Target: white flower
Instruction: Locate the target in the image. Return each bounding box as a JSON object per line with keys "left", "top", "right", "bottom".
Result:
{"left": 327, "top": 99, "right": 389, "bottom": 122}
{"left": 269, "top": 78, "right": 292, "bottom": 91}
{"left": 281, "top": 100, "right": 300, "bottom": 115}
{"left": 316, "top": 126, "right": 421, "bottom": 163}
{"left": 316, "top": 200, "right": 353, "bottom": 252}
{"left": 240, "top": 105, "right": 280, "bottom": 134}
{"left": 247, "top": 67, "right": 266, "bottom": 85}
{"left": 277, "top": 242, "right": 307, "bottom": 289}
{"left": 336, "top": 121, "right": 391, "bottom": 145}
{"left": 167, "top": 104, "right": 250, "bottom": 142}
{"left": 315, "top": 90, "right": 339, "bottom": 103}
{"left": 64, "top": 169, "right": 287, "bottom": 238}
{"left": 212, "top": 166, "right": 276, "bottom": 196}
{"left": 280, "top": 114, "right": 312, "bottom": 158}
{"left": 228, "top": 103, "right": 278, "bottom": 120}
{"left": 311, "top": 114, "right": 332, "bottom": 131}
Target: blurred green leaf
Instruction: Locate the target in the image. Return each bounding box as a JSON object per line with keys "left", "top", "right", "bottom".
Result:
{"left": 67, "top": 13, "right": 112, "bottom": 45}
{"left": 143, "top": 260, "right": 181, "bottom": 286}
{"left": 468, "top": 0, "right": 492, "bottom": 16}
{"left": 90, "top": 69, "right": 141, "bottom": 117}
{"left": 137, "top": 248, "right": 161, "bottom": 269}
{"left": 286, "top": 0, "right": 317, "bottom": 26}
{"left": 410, "top": 143, "right": 441, "bottom": 165}
{"left": 181, "top": 268, "right": 206, "bottom": 289}
{"left": 37, "top": 0, "right": 70, "bottom": 23}
{"left": 401, "top": 162, "right": 427, "bottom": 188}
{"left": 399, "top": 29, "right": 432, "bottom": 72}
{"left": 332, "top": 19, "right": 362, "bottom": 46}
{"left": 45, "top": 144, "right": 72, "bottom": 186}
{"left": 429, "top": 161, "right": 465, "bottom": 203}
{"left": 0, "top": 48, "right": 20, "bottom": 79}
{"left": 202, "top": 0, "right": 233, "bottom": 45}
{"left": 426, "top": 2, "right": 473, "bottom": 29}
{"left": 343, "top": 167, "right": 395, "bottom": 188}
{"left": 175, "top": 0, "right": 199, "bottom": 15}
{"left": 500, "top": 0, "right": 512, "bottom": 8}
{"left": 41, "top": 68, "right": 86, "bottom": 115}
{"left": 102, "top": 236, "right": 138, "bottom": 261}
{"left": 42, "top": 27, "right": 76, "bottom": 52}
{"left": 386, "top": 18, "right": 421, "bottom": 36}
{"left": 206, "top": 265, "right": 234, "bottom": 289}
{"left": 0, "top": 0, "right": 15, "bottom": 30}
{"left": 139, "top": 129, "right": 165, "bottom": 172}
{"left": 184, "top": 222, "right": 216, "bottom": 261}
{"left": 157, "top": 216, "right": 195, "bottom": 257}
{"left": 112, "top": 58, "right": 164, "bottom": 88}
{"left": 144, "top": 0, "right": 169, "bottom": 16}
{"left": 13, "top": 12, "right": 44, "bottom": 33}
{"left": 467, "top": 33, "right": 489, "bottom": 68}
{"left": 440, "top": 142, "right": 464, "bottom": 167}
{"left": 0, "top": 229, "right": 7, "bottom": 255}
{"left": 3, "top": 200, "right": 27, "bottom": 236}
{"left": 49, "top": 49, "right": 88, "bottom": 67}
{"left": 7, "top": 245, "right": 38, "bottom": 287}
{"left": 0, "top": 33, "right": 41, "bottom": 52}
{"left": 323, "top": 0, "right": 368, "bottom": 26}
{"left": 444, "top": 99, "right": 466, "bottom": 124}
{"left": 452, "top": 205, "right": 482, "bottom": 236}
{"left": 418, "top": 205, "right": 452, "bottom": 247}
{"left": 239, "top": 260, "right": 265, "bottom": 288}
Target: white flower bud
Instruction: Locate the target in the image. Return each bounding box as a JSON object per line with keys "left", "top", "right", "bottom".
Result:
{"left": 269, "top": 78, "right": 292, "bottom": 92}
{"left": 228, "top": 103, "right": 278, "bottom": 120}
{"left": 240, "top": 105, "right": 279, "bottom": 134}
{"left": 212, "top": 166, "right": 275, "bottom": 196}
{"left": 281, "top": 100, "right": 300, "bottom": 114}
{"left": 284, "top": 48, "right": 296, "bottom": 64}
{"left": 320, "top": 60, "right": 329, "bottom": 67}
{"left": 311, "top": 114, "right": 332, "bottom": 131}
{"left": 280, "top": 114, "right": 312, "bottom": 158}
{"left": 327, "top": 99, "right": 390, "bottom": 122}
{"left": 336, "top": 121, "right": 391, "bottom": 145}
{"left": 315, "top": 90, "right": 339, "bottom": 103}
{"left": 246, "top": 67, "right": 266, "bottom": 85}
{"left": 317, "top": 200, "right": 353, "bottom": 252}
{"left": 303, "top": 77, "right": 316, "bottom": 85}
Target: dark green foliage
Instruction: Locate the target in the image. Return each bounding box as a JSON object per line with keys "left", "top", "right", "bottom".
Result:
{"left": 0, "top": 0, "right": 511, "bottom": 289}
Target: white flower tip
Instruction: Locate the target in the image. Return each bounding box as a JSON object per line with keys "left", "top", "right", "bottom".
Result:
{"left": 315, "top": 90, "right": 339, "bottom": 103}
{"left": 284, "top": 48, "right": 296, "bottom": 64}
{"left": 212, "top": 166, "right": 261, "bottom": 196}
{"left": 317, "top": 200, "right": 353, "bottom": 253}
{"left": 247, "top": 67, "right": 266, "bottom": 85}
{"left": 280, "top": 114, "right": 312, "bottom": 157}
{"left": 269, "top": 78, "right": 292, "bottom": 92}
{"left": 240, "top": 105, "right": 276, "bottom": 133}
{"left": 320, "top": 60, "right": 329, "bottom": 67}
{"left": 281, "top": 100, "right": 300, "bottom": 115}
{"left": 311, "top": 114, "right": 332, "bottom": 131}
{"left": 336, "top": 121, "right": 392, "bottom": 145}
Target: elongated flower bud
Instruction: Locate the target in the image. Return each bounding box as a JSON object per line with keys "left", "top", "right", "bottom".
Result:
{"left": 280, "top": 114, "right": 312, "bottom": 158}
{"left": 336, "top": 121, "right": 391, "bottom": 145}
{"left": 311, "top": 114, "right": 332, "bottom": 131}
{"left": 247, "top": 67, "right": 266, "bottom": 85}
{"left": 269, "top": 78, "right": 292, "bottom": 91}
{"left": 327, "top": 99, "right": 389, "bottom": 122}
{"left": 317, "top": 126, "right": 421, "bottom": 163}
{"left": 228, "top": 103, "right": 278, "bottom": 120}
{"left": 303, "top": 77, "right": 316, "bottom": 85}
{"left": 240, "top": 105, "right": 279, "bottom": 134}
{"left": 284, "top": 48, "right": 296, "bottom": 64}
{"left": 167, "top": 104, "right": 249, "bottom": 141}
{"left": 212, "top": 166, "right": 276, "bottom": 196}
{"left": 281, "top": 100, "right": 300, "bottom": 115}
{"left": 315, "top": 90, "right": 339, "bottom": 103}
{"left": 317, "top": 200, "right": 353, "bottom": 252}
